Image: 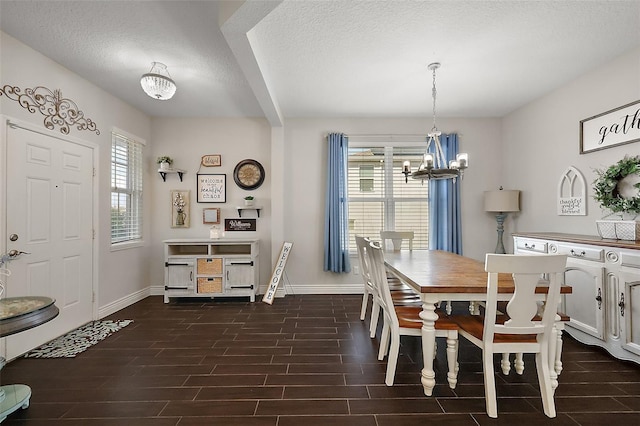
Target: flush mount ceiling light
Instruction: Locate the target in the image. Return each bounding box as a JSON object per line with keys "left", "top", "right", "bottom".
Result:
{"left": 402, "top": 62, "right": 468, "bottom": 183}
{"left": 140, "top": 62, "right": 176, "bottom": 100}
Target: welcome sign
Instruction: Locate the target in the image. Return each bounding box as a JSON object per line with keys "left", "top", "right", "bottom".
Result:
{"left": 197, "top": 173, "right": 226, "bottom": 203}
{"left": 580, "top": 100, "right": 640, "bottom": 154}
{"left": 263, "top": 242, "right": 293, "bottom": 305}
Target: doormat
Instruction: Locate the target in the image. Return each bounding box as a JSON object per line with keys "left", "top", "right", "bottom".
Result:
{"left": 24, "top": 319, "right": 133, "bottom": 358}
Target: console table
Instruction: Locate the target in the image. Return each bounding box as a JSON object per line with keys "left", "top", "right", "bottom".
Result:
{"left": 163, "top": 239, "right": 259, "bottom": 303}
{"left": 513, "top": 232, "right": 640, "bottom": 364}
{"left": 0, "top": 296, "right": 59, "bottom": 422}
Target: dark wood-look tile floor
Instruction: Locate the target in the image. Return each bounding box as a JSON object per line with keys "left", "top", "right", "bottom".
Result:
{"left": 2, "top": 295, "right": 640, "bottom": 425}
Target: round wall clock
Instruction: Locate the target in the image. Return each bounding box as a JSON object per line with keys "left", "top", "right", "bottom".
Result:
{"left": 233, "top": 159, "right": 265, "bottom": 190}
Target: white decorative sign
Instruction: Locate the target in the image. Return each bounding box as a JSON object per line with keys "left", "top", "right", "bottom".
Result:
{"left": 196, "top": 173, "right": 226, "bottom": 203}
{"left": 262, "top": 242, "right": 293, "bottom": 305}
{"left": 580, "top": 100, "right": 640, "bottom": 154}
{"left": 557, "top": 166, "right": 586, "bottom": 216}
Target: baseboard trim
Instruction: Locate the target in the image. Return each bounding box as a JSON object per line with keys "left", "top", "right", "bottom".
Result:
{"left": 274, "top": 283, "right": 362, "bottom": 295}
{"left": 148, "top": 283, "right": 363, "bottom": 300}
{"left": 98, "top": 287, "right": 151, "bottom": 319}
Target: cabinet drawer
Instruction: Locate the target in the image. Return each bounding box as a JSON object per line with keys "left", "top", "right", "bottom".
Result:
{"left": 197, "top": 258, "right": 223, "bottom": 274}
{"left": 197, "top": 277, "right": 222, "bottom": 293}
{"left": 557, "top": 244, "right": 604, "bottom": 262}
{"left": 620, "top": 252, "right": 640, "bottom": 269}
{"left": 515, "top": 238, "right": 547, "bottom": 254}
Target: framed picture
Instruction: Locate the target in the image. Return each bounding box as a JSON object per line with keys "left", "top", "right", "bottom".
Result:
{"left": 580, "top": 100, "right": 640, "bottom": 154}
{"left": 197, "top": 173, "right": 226, "bottom": 203}
{"left": 203, "top": 208, "right": 220, "bottom": 224}
{"left": 201, "top": 154, "right": 221, "bottom": 167}
{"left": 171, "top": 190, "right": 190, "bottom": 228}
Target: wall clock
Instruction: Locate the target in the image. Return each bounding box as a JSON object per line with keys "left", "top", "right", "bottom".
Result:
{"left": 233, "top": 159, "right": 265, "bottom": 190}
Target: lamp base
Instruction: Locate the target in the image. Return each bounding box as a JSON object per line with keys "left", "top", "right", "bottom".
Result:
{"left": 494, "top": 213, "right": 507, "bottom": 254}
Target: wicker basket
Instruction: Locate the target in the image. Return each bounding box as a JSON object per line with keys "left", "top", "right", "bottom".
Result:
{"left": 197, "top": 277, "right": 222, "bottom": 293}
{"left": 596, "top": 220, "right": 640, "bottom": 240}
{"left": 197, "top": 258, "right": 222, "bottom": 275}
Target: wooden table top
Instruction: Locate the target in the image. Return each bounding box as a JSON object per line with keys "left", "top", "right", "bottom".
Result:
{"left": 384, "top": 250, "right": 572, "bottom": 295}
{"left": 0, "top": 296, "right": 59, "bottom": 338}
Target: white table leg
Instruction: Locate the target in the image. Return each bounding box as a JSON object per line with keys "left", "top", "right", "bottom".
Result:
{"left": 419, "top": 296, "right": 439, "bottom": 396}
{"left": 446, "top": 332, "right": 458, "bottom": 389}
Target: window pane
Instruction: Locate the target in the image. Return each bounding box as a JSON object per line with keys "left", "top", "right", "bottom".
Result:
{"left": 359, "top": 165, "right": 374, "bottom": 192}
{"left": 349, "top": 200, "right": 384, "bottom": 246}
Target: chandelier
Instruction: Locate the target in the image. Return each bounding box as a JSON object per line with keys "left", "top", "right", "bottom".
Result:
{"left": 140, "top": 62, "right": 176, "bottom": 100}
{"left": 402, "top": 62, "right": 468, "bottom": 183}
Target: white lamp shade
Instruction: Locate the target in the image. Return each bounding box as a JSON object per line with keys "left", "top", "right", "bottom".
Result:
{"left": 140, "top": 62, "right": 176, "bottom": 100}
{"left": 484, "top": 189, "right": 520, "bottom": 212}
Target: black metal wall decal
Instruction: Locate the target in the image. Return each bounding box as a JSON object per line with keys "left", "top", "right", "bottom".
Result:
{"left": 0, "top": 85, "right": 100, "bottom": 135}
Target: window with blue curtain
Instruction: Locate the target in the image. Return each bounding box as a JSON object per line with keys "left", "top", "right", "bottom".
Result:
{"left": 324, "top": 133, "right": 351, "bottom": 273}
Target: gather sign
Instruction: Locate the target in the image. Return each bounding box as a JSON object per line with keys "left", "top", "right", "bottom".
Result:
{"left": 580, "top": 100, "right": 640, "bottom": 154}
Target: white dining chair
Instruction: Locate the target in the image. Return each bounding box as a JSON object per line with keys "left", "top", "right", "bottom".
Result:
{"left": 380, "top": 230, "right": 414, "bottom": 252}
{"left": 499, "top": 308, "right": 571, "bottom": 393}
{"left": 379, "top": 231, "right": 456, "bottom": 315}
{"left": 367, "top": 241, "right": 459, "bottom": 387}
{"left": 452, "top": 253, "right": 567, "bottom": 418}
{"left": 355, "top": 236, "right": 419, "bottom": 338}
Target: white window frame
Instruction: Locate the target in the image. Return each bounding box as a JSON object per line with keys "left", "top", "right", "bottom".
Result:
{"left": 110, "top": 128, "right": 145, "bottom": 250}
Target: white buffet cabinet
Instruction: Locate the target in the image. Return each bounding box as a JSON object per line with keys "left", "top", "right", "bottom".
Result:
{"left": 513, "top": 232, "right": 640, "bottom": 364}
{"left": 163, "top": 239, "right": 259, "bottom": 303}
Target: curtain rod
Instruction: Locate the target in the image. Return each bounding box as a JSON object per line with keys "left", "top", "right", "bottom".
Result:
{"left": 325, "top": 133, "right": 427, "bottom": 138}
{"left": 324, "top": 132, "right": 463, "bottom": 138}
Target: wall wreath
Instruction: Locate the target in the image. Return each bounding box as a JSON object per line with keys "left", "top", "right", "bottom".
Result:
{"left": 593, "top": 155, "right": 640, "bottom": 214}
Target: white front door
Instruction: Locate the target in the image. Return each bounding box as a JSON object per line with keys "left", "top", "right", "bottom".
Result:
{"left": 4, "top": 123, "right": 95, "bottom": 360}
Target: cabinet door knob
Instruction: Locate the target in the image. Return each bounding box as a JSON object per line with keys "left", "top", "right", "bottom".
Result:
{"left": 595, "top": 288, "right": 603, "bottom": 310}
{"left": 618, "top": 293, "right": 625, "bottom": 317}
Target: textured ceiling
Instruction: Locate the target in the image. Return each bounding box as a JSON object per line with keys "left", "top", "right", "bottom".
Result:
{"left": 1, "top": 0, "right": 639, "bottom": 123}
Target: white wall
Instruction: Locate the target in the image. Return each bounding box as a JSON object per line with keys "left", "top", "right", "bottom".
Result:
{"left": 148, "top": 117, "right": 272, "bottom": 290}
{"left": 503, "top": 47, "right": 640, "bottom": 236}
{"left": 0, "top": 32, "right": 153, "bottom": 313}
{"left": 280, "top": 117, "right": 502, "bottom": 293}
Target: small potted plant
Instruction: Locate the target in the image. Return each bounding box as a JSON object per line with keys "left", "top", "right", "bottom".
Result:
{"left": 157, "top": 156, "right": 173, "bottom": 171}
{"left": 244, "top": 195, "right": 255, "bottom": 207}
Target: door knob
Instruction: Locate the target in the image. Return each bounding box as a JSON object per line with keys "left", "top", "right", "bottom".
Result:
{"left": 9, "top": 234, "right": 18, "bottom": 242}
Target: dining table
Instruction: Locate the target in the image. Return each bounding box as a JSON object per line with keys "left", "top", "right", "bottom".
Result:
{"left": 383, "top": 250, "right": 572, "bottom": 396}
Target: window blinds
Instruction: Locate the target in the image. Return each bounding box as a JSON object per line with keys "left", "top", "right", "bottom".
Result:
{"left": 111, "top": 132, "right": 143, "bottom": 244}
{"left": 347, "top": 146, "right": 428, "bottom": 251}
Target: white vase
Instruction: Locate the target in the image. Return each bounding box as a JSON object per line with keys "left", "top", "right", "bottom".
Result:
{"left": 160, "top": 162, "right": 170, "bottom": 171}
{"left": 244, "top": 199, "right": 254, "bottom": 207}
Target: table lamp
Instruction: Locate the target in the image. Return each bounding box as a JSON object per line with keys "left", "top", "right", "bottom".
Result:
{"left": 484, "top": 187, "right": 520, "bottom": 254}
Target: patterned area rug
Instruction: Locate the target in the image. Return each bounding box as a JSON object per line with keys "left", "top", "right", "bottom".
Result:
{"left": 24, "top": 319, "right": 133, "bottom": 358}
